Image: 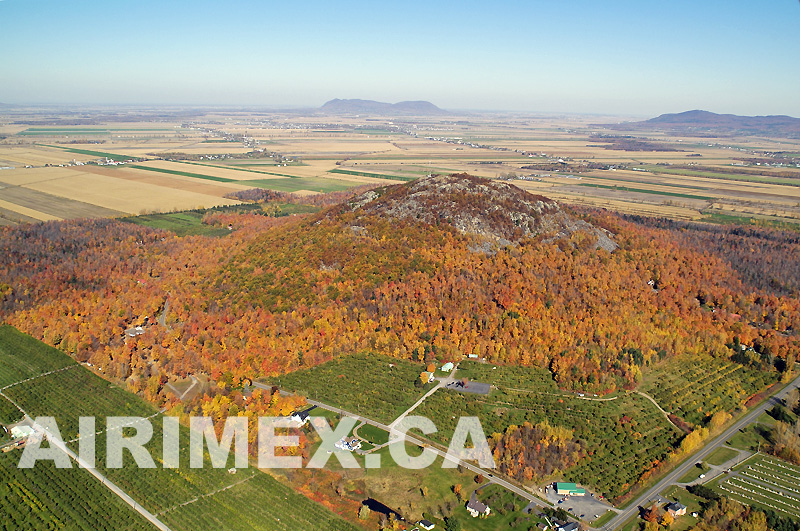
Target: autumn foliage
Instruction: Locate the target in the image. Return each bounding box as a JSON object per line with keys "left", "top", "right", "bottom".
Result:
{"left": 0, "top": 176, "right": 797, "bottom": 413}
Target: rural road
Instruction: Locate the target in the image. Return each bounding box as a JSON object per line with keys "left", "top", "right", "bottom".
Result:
{"left": 252, "top": 381, "right": 551, "bottom": 511}
{"left": 600, "top": 373, "right": 800, "bottom": 531}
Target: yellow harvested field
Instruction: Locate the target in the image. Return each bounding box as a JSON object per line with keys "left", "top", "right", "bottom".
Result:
{"left": 2, "top": 110, "right": 799, "bottom": 225}
{"left": 21, "top": 171, "right": 240, "bottom": 214}
{"left": 80, "top": 165, "right": 251, "bottom": 195}
{"left": 0, "top": 196, "right": 61, "bottom": 222}
{"left": 0, "top": 146, "right": 88, "bottom": 165}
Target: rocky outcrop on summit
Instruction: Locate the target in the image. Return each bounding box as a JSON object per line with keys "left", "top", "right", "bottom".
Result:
{"left": 349, "top": 173, "right": 617, "bottom": 252}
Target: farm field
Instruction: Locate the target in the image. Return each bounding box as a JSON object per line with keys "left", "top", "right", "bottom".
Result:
{"left": 412, "top": 361, "right": 682, "bottom": 500}
{"left": 263, "top": 352, "right": 434, "bottom": 424}
{"left": 640, "top": 355, "right": 777, "bottom": 427}
{"left": 714, "top": 454, "right": 800, "bottom": 520}
{"left": 0, "top": 326, "right": 362, "bottom": 531}
{"left": 0, "top": 324, "right": 77, "bottom": 388}
{"left": 0, "top": 452, "right": 158, "bottom": 531}
{"left": 2, "top": 109, "right": 800, "bottom": 225}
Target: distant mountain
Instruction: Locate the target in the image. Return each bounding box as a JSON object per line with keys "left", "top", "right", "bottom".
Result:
{"left": 605, "top": 110, "right": 800, "bottom": 138}
{"left": 320, "top": 98, "right": 448, "bottom": 116}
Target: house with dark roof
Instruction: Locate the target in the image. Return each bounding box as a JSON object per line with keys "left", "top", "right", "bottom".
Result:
{"left": 418, "top": 519, "right": 435, "bottom": 530}
{"left": 666, "top": 502, "right": 687, "bottom": 517}
{"left": 289, "top": 405, "right": 317, "bottom": 425}
{"left": 465, "top": 492, "right": 491, "bottom": 517}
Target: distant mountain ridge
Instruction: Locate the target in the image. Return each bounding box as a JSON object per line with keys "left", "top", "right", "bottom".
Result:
{"left": 606, "top": 110, "right": 800, "bottom": 138}
{"left": 320, "top": 98, "right": 448, "bottom": 116}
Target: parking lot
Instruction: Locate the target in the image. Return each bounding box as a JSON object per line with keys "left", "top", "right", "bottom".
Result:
{"left": 543, "top": 484, "right": 615, "bottom": 521}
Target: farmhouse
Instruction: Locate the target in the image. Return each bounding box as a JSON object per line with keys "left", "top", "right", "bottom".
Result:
{"left": 465, "top": 492, "right": 491, "bottom": 517}
{"left": 289, "top": 405, "right": 317, "bottom": 425}
{"left": 555, "top": 482, "right": 586, "bottom": 496}
{"left": 666, "top": 502, "right": 687, "bottom": 517}
{"left": 418, "top": 520, "right": 435, "bottom": 530}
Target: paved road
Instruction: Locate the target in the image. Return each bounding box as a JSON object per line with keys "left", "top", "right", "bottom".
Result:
{"left": 253, "top": 381, "right": 551, "bottom": 510}
{"left": 600, "top": 373, "right": 800, "bottom": 531}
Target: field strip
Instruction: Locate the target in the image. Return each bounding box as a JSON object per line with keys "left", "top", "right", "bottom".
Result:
{"left": 0, "top": 363, "right": 79, "bottom": 391}
{"left": 78, "top": 165, "right": 248, "bottom": 196}
{"left": 175, "top": 160, "right": 301, "bottom": 179}
{"left": 0, "top": 197, "right": 62, "bottom": 221}
{"left": 573, "top": 182, "right": 714, "bottom": 201}
{"left": 156, "top": 472, "right": 257, "bottom": 515}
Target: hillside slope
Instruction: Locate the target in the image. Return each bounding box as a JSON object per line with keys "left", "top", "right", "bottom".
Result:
{"left": 348, "top": 173, "right": 617, "bottom": 251}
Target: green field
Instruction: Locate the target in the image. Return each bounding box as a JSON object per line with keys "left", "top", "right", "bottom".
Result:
{"left": 130, "top": 164, "right": 235, "bottom": 182}
{"left": 243, "top": 177, "right": 352, "bottom": 193}
{"left": 266, "top": 352, "right": 433, "bottom": 424}
{"left": 0, "top": 452, "right": 157, "bottom": 530}
{"left": 414, "top": 361, "right": 681, "bottom": 499}
{"left": 120, "top": 203, "right": 321, "bottom": 236}
{"left": 0, "top": 325, "right": 77, "bottom": 388}
{"left": 43, "top": 144, "right": 136, "bottom": 161}
{"left": 0, "top": 326, "right": 362, "bottom": 531}
{"left": 120, "top": 211, "right": 232, "bottom": 236}
{"left": 329, "top": 168, "right": 416, "bottom": 182}
{"left": 641, "top": 355, "right": 776, "bottom": 426}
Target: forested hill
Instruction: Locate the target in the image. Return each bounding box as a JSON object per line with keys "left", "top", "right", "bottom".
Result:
{"left": 606, "top": 110, "right": 800, "bottom": 138}
{"left": 0, "top": 174, "right": 798, "bottom": 403}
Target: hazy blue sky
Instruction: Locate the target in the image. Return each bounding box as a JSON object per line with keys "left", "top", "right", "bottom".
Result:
{"left": 1, "top": 0, "right": 798, "bottom": 116}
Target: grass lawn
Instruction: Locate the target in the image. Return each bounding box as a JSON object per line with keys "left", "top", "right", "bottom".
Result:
{"left": 662, "top": 485, "right": 704, "bottom": 513}
{"left": 706, "top": 447, "right": 741, "bottom": 467}
{"left": 678, "top": 462, "right": 711, "bottom": 483}
{"left": 593, "top": 510, "right": 616, "bottom": 527}
{"left": 358, "top": 423, "right": 390, "bottom": 446}
{"left": 726, "top": 425, "right": 771, "bottom": 452}
{"left": 618, "top": 514, "right": 642, "bottom": 531}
